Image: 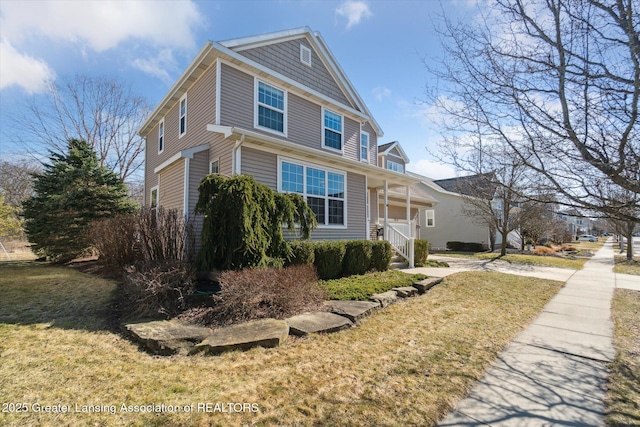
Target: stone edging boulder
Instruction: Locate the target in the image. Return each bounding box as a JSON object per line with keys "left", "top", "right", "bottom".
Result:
{"left": 122, "top": 276, "right": 444, "bottom": 356}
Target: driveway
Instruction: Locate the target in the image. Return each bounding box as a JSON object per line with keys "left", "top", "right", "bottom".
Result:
{"left": 404, "top": 255, "right": 578, "bottom": 282}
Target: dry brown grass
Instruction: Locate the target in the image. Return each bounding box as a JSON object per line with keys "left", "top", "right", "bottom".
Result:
{"left": 0, "top": 263, "right": 562, "bottom": 427}
{"left": 606, "top": 289, "right": 640, "bottom": 426}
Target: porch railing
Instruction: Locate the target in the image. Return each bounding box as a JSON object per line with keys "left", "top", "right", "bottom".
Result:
{"left": 386, "top": 223, "right": 415, "bottom": 268}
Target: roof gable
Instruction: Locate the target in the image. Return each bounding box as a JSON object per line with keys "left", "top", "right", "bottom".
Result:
{"left": 377, "top": 141, "right": 409, "bottom": 163}
{"left": 219, "top": 27, "right": 381, "bottom": 135}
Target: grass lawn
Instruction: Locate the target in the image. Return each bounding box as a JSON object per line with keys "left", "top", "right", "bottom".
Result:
{"left": 0, "top": 262, "right": 563, "bottom": 427}
{"left": 440, "top": 252, "right": 588, "bottom": 270}
{"left": 606, "top": 289, "right": 640, "bottom": 426}
{"left": 613, "top": 256, "right": 640, "bottom": 275}
{"left": 436, "top": 238, "right": 608, "bottom": 271}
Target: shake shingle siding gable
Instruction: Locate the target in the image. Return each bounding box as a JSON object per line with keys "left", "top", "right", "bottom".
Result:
{"left": 239, "top": 38, "right": 353, "bottom": 109}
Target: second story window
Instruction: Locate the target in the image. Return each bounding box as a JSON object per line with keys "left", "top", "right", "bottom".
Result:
{"left": 323, "top": 109, "right": 342, "bottom": 151}
{"left": 158, "top": 119, "right": 164, "bottom": 153}
{"left": 360, "top": 131, "right": 369, "bottom": 162}
{"left": 179, "top": 95, "right": 187, "bottom": 137}
{"left": 256, "top": 81, "right": 286, "bottom": 134}
{"left": 387, "top": 159, "right": 404, "bottom": 173}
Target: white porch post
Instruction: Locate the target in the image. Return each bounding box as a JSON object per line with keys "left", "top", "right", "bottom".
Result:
{"left": 406, "top": 185, "right": 411, "bottom": 238}
{"left": 383, "top": 179, "right": 388, "bottom": 240}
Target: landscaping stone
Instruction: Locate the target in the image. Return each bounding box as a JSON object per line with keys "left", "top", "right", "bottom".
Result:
{"left": 324, "top": 300, "right": 380, "bottom": 322}
{"left": 191, "top": 318, "right": 289, "bottom": 356}
{"left": 413, "top": 277, "right": 443, "bottom": 294}
{"left": 391, "top": 286, "right": 418, "bottom": 298}
{"left": 286, "top": 312, "right": 353, "bottom": 336}
{"left": 369, "top": 290, "right": 399, "bottom": 307}
{"left": 121, "top": 320, "right": 213, "bottom": 356}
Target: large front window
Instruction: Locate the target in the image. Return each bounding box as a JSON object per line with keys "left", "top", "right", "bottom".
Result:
{"left": 323, "top": 109, "right": 343, "bottom": 151}
{"left": 280, "top": 159, "right": 345, "bottom": 226}
{"left": 256, "top": 81, "right": 285, "bottom": 133}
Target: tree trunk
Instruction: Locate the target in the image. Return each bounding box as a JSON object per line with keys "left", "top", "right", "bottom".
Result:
{"left": 500, "top": 229, "right": 508, "bottom": 256}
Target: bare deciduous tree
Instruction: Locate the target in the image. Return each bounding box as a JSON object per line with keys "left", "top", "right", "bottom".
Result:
{"left": 427, "top": 0, "right": 639, "bottom": 222}
{"left": 0, "top": 159, "right": 40, "bottom": 207}
{"left": 9, "top": 74, "right": 150, "bottom": 182}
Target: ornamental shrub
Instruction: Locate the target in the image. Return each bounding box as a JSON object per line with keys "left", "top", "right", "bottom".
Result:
{"left": 414, "top": 239, "right": 430, "bottom": 267}
{"left": 214, "top": 265, "right": 325, "bottom": 325}
{"left": 446, "top": 241, "right": 484, "bottom": 252}
{"left": 342, "top": 240, "right": 373, "bottom": 276}
{"left": 313, "top": 241, "right": 346, "bottom": 280}
{"left": 370, "top": 240, "right": 393, "bottom": 272}
{"left": 287, "top": 240, "right": 315, "bottom": 266}
{"left": 195, "top": 174, "right": 316, "bottom": 271}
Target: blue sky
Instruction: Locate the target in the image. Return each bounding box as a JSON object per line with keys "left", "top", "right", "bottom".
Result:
{"left": 0, "top": 0, "right": 477, "bottom": 179}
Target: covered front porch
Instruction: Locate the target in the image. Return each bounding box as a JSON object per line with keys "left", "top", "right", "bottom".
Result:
{"left": 367, "top": 178, "right": 438, "bottom": 268}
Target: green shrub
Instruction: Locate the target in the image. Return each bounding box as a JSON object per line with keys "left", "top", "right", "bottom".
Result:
{"left": 342, "top": 240, "right": 373, "bottom": 276}
{"left": 414, "top": 239, "right": 430, "bottom": 267}
{"left": 371, "top": 241, "right": 393, "bottom": 272}
{"left": 320, "top": 270, "right": 427, "bottom": 301}
{"left": 287, "top": 240, "right": 315, "bottom": 266}
{"left": 313, "top": 241, "right": 346, "bottom": 280}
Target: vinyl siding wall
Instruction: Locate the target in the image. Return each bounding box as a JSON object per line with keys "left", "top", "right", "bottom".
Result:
{"left": 144, "top": 64, "right": 217, "bottom": 206}
{"left": 239, "top": 38, "right": 353, "bottom": 108}
{"left": 158, "top": 159, "right": 185, "bottom": 212}
{"left": 219, "top": 63, "right": 375, "bottom": 165}
{"left": 240, "top": 147, "right": 367, "bottom": 240}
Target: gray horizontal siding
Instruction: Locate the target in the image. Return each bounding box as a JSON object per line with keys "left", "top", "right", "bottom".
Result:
{"left": 240, "top": 147, "right": 278, "bottom": 190}
{"left": 159, "top": 159, "right": 184, "bottom": 212}
{"left": 239, "top": 38, "right": 353, "bottom": 108}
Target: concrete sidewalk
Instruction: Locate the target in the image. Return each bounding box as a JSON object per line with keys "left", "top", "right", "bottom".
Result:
{"left": 437, "top": 240, "right": 622, "bottom": 426}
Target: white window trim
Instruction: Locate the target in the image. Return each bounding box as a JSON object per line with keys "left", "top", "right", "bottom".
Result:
{"left": 179, "top": 94, "right": 187, "bottom": 138}
{"left": 425, "top": 210, "right": 435, "bottom": 227}
{"left": 209, "top": 157, "right": 220, "bottom": 174}
{"left": 277, "top": 156, "right": 347, "bottom": 228}
{"left": 360, "top": 130, "right": 369, "bottom": 162}
{"left": 158, "top": 118, "right": 165, "bottom": 154}
{"left": 150, "top": 185, "right": 159, "bottom": 208}
{"left": 254, "top": 78, "right": 288, "bottom": 137}
{"left": 300, "top": 44, "right": 312, "bottom": 67}
{"left": 322, "top": 107, "right": 344, "bottom": 154}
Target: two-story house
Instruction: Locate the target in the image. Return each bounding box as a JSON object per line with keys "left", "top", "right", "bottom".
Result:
{"left": 139, "top": 28, "right": 428, "bottom": 266}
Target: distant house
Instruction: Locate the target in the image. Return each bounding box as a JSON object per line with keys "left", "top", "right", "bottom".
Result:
{"left": 138, "top": 27, "right": 430, "bottom": 266}
{"left": 408, "top": 172, "right": 492, "bottom": 251}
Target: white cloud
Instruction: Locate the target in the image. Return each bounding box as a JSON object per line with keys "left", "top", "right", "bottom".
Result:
{"left": 0, "top": 1, "right": 204, "bottom": 87}
{"left": 0, "top": 1, "right": 204, "bottom": 52}
{"left": 407, "top": 159, "right": 457, "bottom": 180}
{"left": 131, "top": 49, "right": 178, "bottom": 85}
{"left": 372, "top": 86, "right": 391, "bottom": 101}
{"left": 336, "top": 1, "right": 372, "bottom": 30}
{"left": 0, "top": 38, "right": 55, "bottom": 93}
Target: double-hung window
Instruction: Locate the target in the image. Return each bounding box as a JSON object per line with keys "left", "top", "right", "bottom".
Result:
{"left": 158, "top": 119, "right": 164, "bottom": 153}
{"left": 360, "top": 131, "right": 369, "bottom": 162}
{"left": 425, "top": 210, "right": 435, "bottom": 227}
{"left": 280, "top": 159, "right": 345, "bottom": 226}
{"left": 179, "top": 95, "right": 187, "bottom": 137}
{"left": 210, "top": 159, "right": 219, "bottom": 174}
{"left": 256, "top": 80, "right": 286, "bottom": 134}
{"left": 323, "top": 109, "right": 343, "bottom": 151}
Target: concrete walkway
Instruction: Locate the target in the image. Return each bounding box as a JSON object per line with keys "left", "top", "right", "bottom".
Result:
{"left": 420, "top": 239, "right": 640, "bottom": 426}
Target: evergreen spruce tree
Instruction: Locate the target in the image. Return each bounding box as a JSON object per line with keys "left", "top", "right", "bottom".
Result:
{"left": 23, "top": 139, "right": 135, "bottom": 261}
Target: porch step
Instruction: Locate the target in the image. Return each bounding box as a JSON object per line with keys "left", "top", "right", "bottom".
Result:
{"left": 390, "top": 255, "right": 408, "bottom": 270}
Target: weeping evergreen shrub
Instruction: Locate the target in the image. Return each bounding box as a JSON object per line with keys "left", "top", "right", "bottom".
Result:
{"left": 194, "top": 174, "right": 316, "bottom": 271}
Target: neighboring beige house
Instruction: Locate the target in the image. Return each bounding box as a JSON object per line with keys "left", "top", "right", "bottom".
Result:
{"left": 139, "top": 28, "right": 427, "bottom": 266}
{"left": 409, "top": 172, "right": 492, "bottom": 251}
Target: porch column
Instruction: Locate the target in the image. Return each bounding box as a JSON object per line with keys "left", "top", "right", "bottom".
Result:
{"left": 383, "top": 179, "right": 388, "bottom": 240}
{"left": 406, "top": 185, "right": 411, "bottom": 238}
